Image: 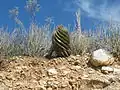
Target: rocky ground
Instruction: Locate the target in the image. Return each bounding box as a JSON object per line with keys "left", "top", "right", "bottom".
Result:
{"left": 0, "top": 55, "right": 120, "bottom": 90}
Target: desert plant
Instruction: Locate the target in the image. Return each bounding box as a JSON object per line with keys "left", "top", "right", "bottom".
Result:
{"left": 75, "top": 9, "right": 81, "bottom": 33}
{"left": 7, "top": 7, "right": 27, "bottom": 57}
{"left": 45, "top": 25, "right": 71, "bottom": 58}
{"left": 0, "top": 27, "right": 10, "bottom": 56}
{"left": 70, "top": 9, "right": 90, "bottom": 55}
{"left": 98, "top": 23, "right": 120, "bottom": 58}
{"left": 25, "top": 23, "right": 51, "bottom": 57}
{"left": 25, "top": 0, "right": 40, "bottom": 22}
{"left": 70, "top": 30, "right": 90, "bottom": 55}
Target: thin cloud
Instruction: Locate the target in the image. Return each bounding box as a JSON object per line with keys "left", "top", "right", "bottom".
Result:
{"left": 65, "top": 0, "right": 120, "bottom": 22}
{"left": 63, "top": 1, "right": 77, "bottom": 12}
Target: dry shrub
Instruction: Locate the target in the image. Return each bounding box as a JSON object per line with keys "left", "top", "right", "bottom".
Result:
{"left": 0, "top": 23, "right": 51, "bottom": 57}
{"left": 0, "top": 27, "right": 10, "bottom": 57}
{"left": 25, "top": 23, "right": 51, "bottom": 57}
{"left": 70, "top": 30, "right": 90, "bottom": 55}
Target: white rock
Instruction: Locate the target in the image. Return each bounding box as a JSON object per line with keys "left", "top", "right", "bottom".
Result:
{"left": 47, "top": 68, "right": 58, "bottom": 76}
{"left": 101, "top": 66, "right": 114, "bottom": 74}
{"left": 90, "top": 49, "right": 114, "bottom": 66}
{"left": 101, "top": 66, "right": 120, "bottom": 74}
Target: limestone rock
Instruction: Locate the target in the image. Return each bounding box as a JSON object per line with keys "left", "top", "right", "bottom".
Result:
{"left": 101, "top": 66, "right": 114, "bottom": 74}
{"left": 101, "top": 66, "right": 120, "bottom": 74}
{"left": 90, "top": 49, "right": 114, "bottom": 67}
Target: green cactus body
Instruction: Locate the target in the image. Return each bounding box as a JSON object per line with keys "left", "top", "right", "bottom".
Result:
{"left": 52, "top": 25, "right": 71, "bottom": 57}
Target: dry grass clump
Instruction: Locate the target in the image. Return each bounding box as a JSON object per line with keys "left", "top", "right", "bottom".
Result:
{"left": 70, "top": 30, "right": 90, "bottom": 55}
{"left": 0, "top": 23, "right": 52, "bottom": 58}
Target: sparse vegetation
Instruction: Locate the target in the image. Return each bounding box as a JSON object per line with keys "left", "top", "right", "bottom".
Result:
{"left": 0, "top": 0, "right": 120, "bottom": 61}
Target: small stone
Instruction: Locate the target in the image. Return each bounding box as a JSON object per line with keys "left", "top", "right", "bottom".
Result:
{"left": 101, "top": 66, "right": 114, "bottom": 74}
{"left": 39, "top": 80, "right": 47, "bottom": 86}
{"left": 47, "top": 88, "right": 52, "bottom": 90}
{"left": 71, "top": 66, "right": 81, "bottom": 70}
{"left": 62, "top": 69, "right": 71, "bottom": 75}
{"left": 88, "top": 70, "right": 95, "bottom": 74}
{"left": 61, "top": 84, "right": 67, "bottom": 88}
{"left": 47, "top": 68, "right": 58, "bottom": 76}
{"left": 70, "top": 55, "right": 76, "bottom": 60}
{"left": 39, "top": 86, "right": 46, "bottom": 90}
{"left": 81, "top": 74, "right": 88, "bottom": 79}
{"left": 60, "top": 81, "right": 68, "bottom": 88}
{"left": 76, "top": 55, "right": 80, "bottom": 56}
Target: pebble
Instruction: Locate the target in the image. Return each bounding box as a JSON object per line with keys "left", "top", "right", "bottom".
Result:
{"left": 101, "top": 66, "right": 114, "bottom": 74}
{"left": 47, "top": 68, "right": 58, "bottom": 76}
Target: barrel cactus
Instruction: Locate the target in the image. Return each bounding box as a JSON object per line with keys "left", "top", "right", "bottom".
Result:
{"left": 45, "top": 25, "right": 71, "bottom": 58}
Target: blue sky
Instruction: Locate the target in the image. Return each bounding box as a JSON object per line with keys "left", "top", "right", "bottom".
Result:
{"left": 0, "top": 0, "right": 119, "bottom": 30}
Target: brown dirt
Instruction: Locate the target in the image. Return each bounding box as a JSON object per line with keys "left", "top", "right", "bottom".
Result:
{"left": 0, "top": 55, "right": 120, "bottom": 90}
